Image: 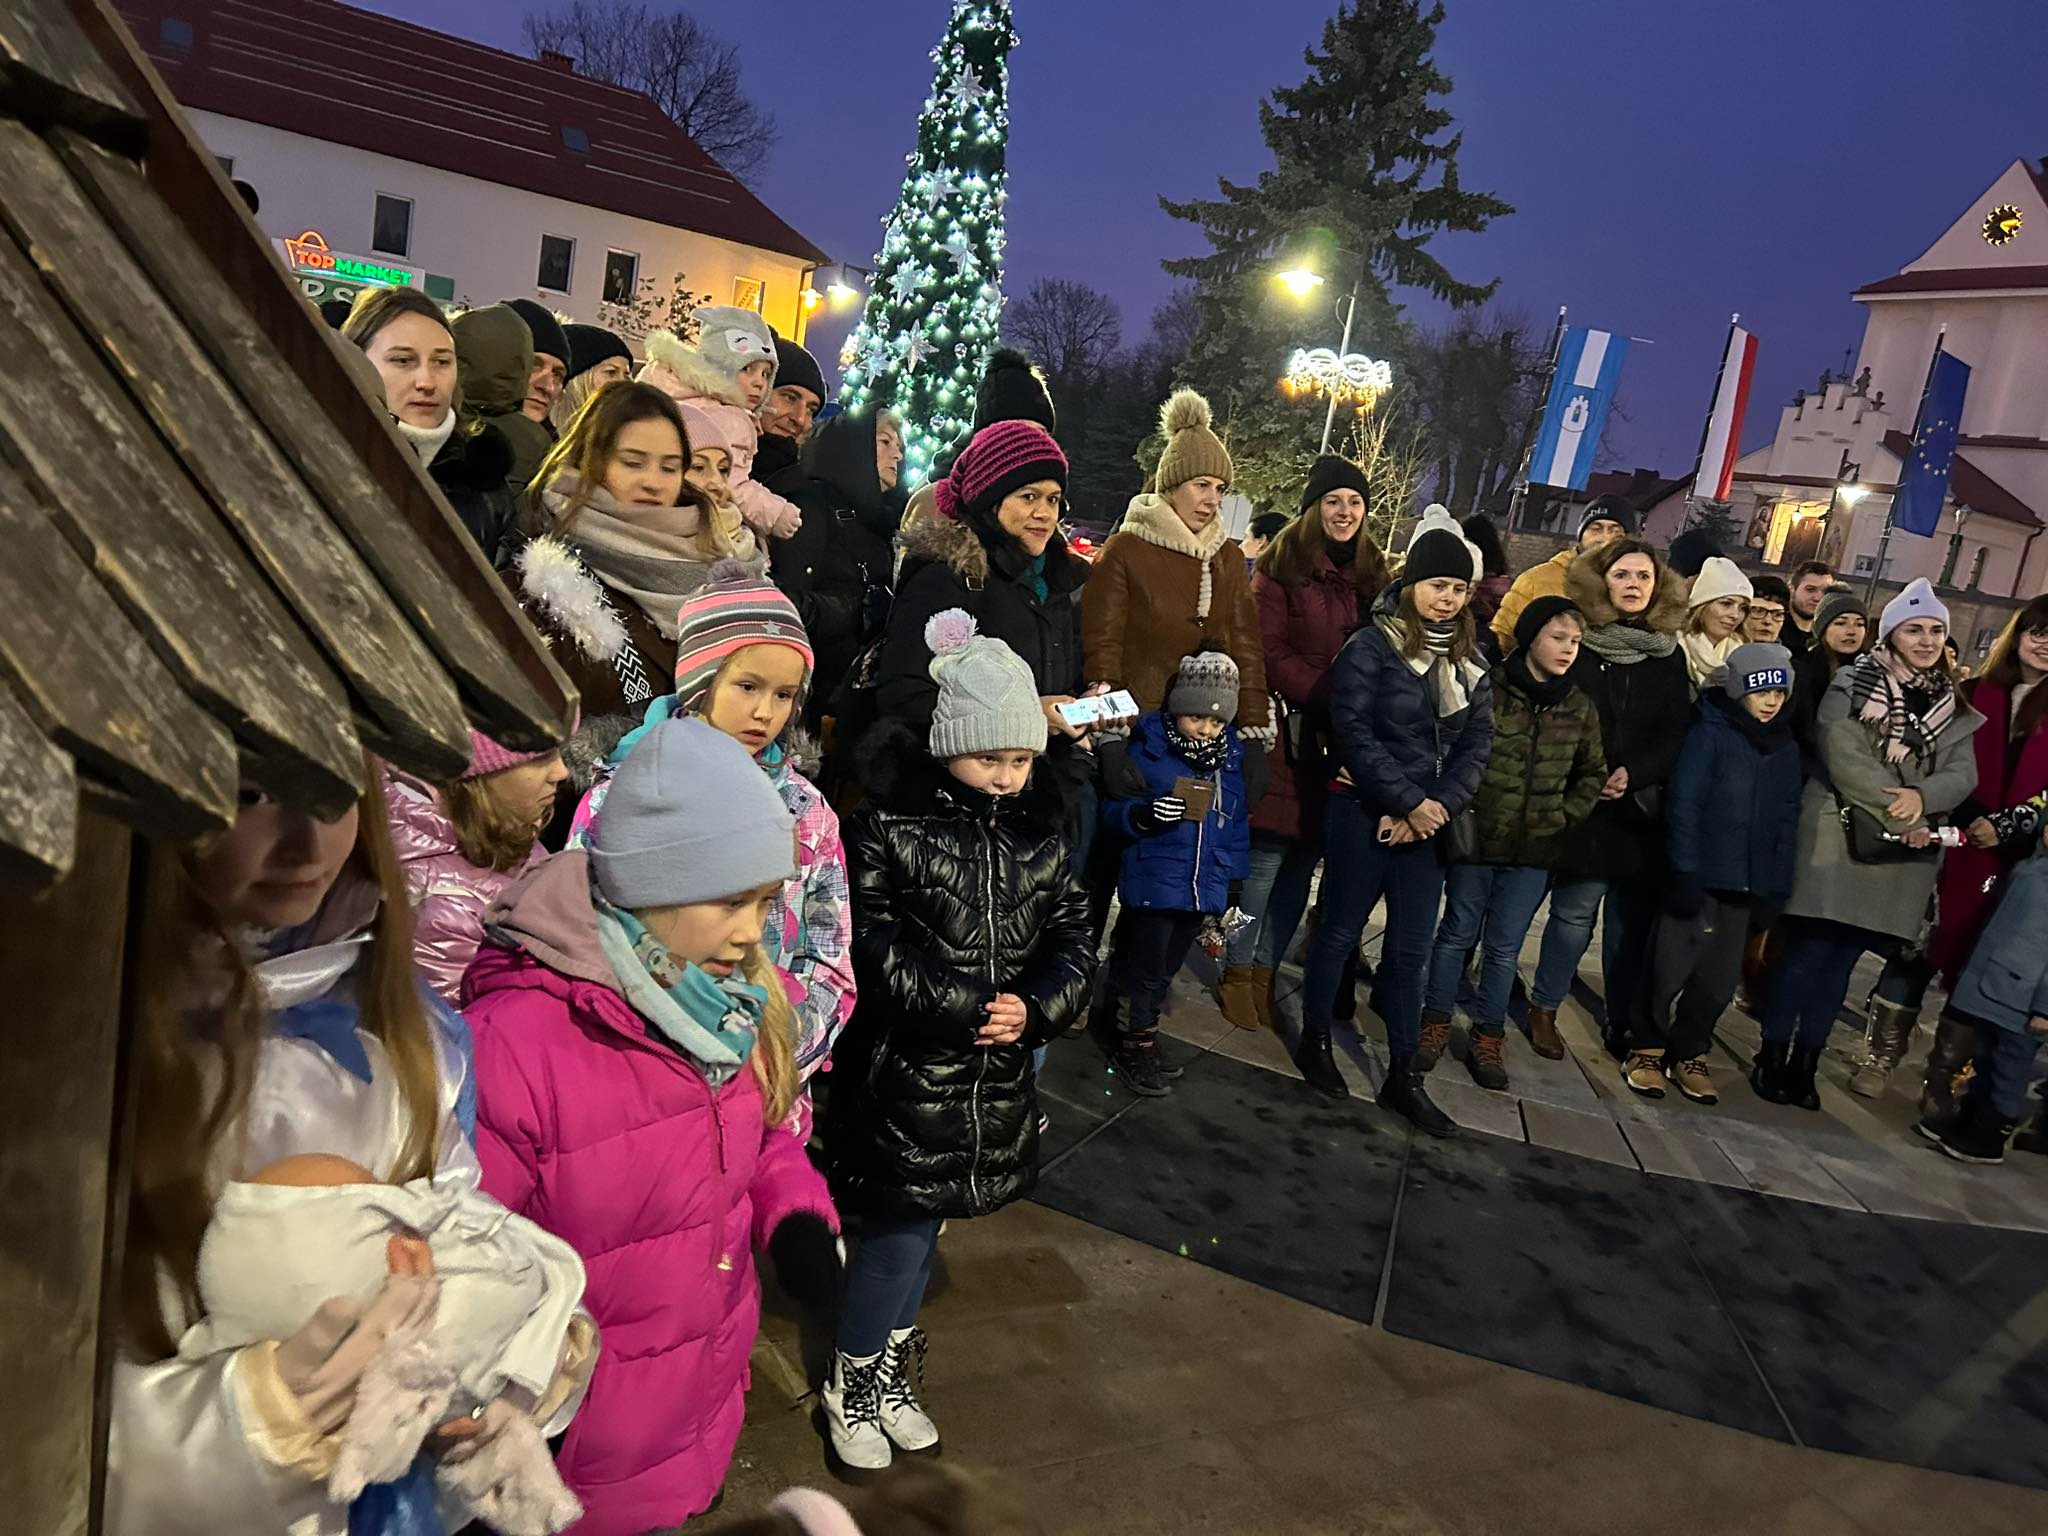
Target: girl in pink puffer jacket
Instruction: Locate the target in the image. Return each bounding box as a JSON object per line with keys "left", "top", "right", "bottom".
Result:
{"left": 639, "top": 307, "right": 803, "bottom": 543}
{"left": 466, "top": 717, "right": 840, "bottom": 1536}
{"left": 385, "top": 732, "right": 569, "bottom": 1003}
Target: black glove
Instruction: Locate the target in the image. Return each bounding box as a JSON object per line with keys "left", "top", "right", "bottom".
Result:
{"left": 768, "top": 1214, "right": 842, "bottom": 1311}
{"left": 1242, "top": 738, "right": 1272, "bottom": 807}
{"left": 1663, "top": 874, "right": 1704, "bottom": 921}
{"left": 1095, "top": 737, "right": 1149, "bottom": 801}
{"left": 1134, "top": 796, "right": 1187, "bottom": 834}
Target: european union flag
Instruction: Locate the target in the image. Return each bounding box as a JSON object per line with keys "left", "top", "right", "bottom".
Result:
{"left": 1891, "top": 349, "right": 1970, "bottom": 538}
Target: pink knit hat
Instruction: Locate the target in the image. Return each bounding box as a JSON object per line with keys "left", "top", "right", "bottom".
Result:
{"left": 931, "top": 419, "right": 1068, "bottom": 523}
{"left": 679, "top": 402, "right": 733, "bottom": 463}
{"left": 462, "top": 721, "right": 573, "bottom": 780}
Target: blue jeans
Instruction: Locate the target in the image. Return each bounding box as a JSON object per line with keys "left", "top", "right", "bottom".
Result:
{"left": 1424, "top": 864, "right": 1550, "bottom": 1036}
{"left": 1530, "top": 874, "right": 1655, "bottom": 1036}
{"left": 837, "top": 1218, "right": 942, "bottom": 1358}
{"left": 1762, "top": 918, "right": 1886, "bottom": 1049}
{"left": 1303, "top": 795, "right": 1446, "bottom": 1056}
{"left": 1955, "top": 1015, "right": 2048, "bottom": 1120}
{"left": 1226, "top": 832, "right": 1319, "bottom": 969}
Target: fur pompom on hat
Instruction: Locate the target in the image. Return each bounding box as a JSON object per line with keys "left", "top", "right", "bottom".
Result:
{"left": 925, "top": 608, "right": 1048, "bottom": 758}
{"left": 1404, "top": 505, "right": 1482, "bottom": 583}
{"left": 1152, "top": 388, "right": 1233, "bottom": 494}
{"left": 975, "top": 347, "right": 1057, "bottom": 433}
{"left": 1166, "top": 646, "right": 1241, "bottom": 724}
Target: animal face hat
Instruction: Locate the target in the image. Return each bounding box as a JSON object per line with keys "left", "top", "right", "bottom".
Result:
{"left": 688, "top": 305, "right": 779, "bottom": 390}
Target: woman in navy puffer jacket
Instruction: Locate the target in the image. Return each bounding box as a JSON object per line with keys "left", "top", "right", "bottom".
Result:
{"left": 1296, "top": 524, "right": 1493, "bottom": 1134}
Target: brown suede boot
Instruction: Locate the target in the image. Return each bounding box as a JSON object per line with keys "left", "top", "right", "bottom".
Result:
{"left": 1416, "top": 1011, "right": 1454, "bottom": 1071}
{"left": 1525, "top": 1006, "right": 1565, "bottom": 1061}
{"left": 1217, "top": 966, "right": 1262, "bottom": 1031}
{"left": 1249, "top": 966, "right": 1277, "bottom": 1031}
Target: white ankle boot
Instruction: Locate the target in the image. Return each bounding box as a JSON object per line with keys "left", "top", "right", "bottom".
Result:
{"left": 879, "top": 1327, "right": 941, "bottom": 1454}
{"left": 822, "top": 1349, "right": 891, "bottom": 1477}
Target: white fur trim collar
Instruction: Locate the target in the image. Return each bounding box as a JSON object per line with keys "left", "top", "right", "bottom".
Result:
{"left": 1118, "top": 493, "right": 1228, "bottom": 621}
{"left": 516, "top": 536, "right": 627, "bottom": 663}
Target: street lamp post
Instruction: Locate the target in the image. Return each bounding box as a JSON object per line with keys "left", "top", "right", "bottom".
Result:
{"left": 1275, "top": 253, "right": 1378, "bottom": 454}
{"left": 795, "top": 262, "right": 868, "bottom": 346}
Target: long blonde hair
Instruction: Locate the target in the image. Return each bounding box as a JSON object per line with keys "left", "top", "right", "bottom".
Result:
{"left": 740, "top": 944, "right": 798, "bottom": 1124}
{"left": 123, "top": 768, "right": 441, "bottom": 1355}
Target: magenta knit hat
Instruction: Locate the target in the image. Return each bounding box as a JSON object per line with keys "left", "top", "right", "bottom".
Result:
{"left": 931, "top": 419, "right": 1068, "bottom": 523}
{"left": 463, "top": 727, "right": 569, "bottom": 780}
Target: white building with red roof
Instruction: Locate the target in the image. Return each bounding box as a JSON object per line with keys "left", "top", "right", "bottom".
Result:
{"left": 1647, "top": 158, "right": 2048, "bottom": 609}
{"left": 117, "top": 0, "right": 825, "bottom": 338}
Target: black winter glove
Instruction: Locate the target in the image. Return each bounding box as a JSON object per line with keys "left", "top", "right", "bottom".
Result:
{"left": 1664, "top": 875, "right": 1705, "bottom": 921}
{"left": 1133, "top": 796, "right": 1187, "bottom": 834}
{"left": 768, "top": 1213, "right": 842, "bottom": 1311}
{"left": 1095, "top": 737, "right": 1149, "bottom": 801}
{"left": 1242, "top": 738, "right": 1273, "bottom": 808}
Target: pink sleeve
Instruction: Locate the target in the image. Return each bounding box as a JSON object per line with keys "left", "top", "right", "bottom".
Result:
{"left": 470, "top": 1014, "right": 546, "bottom": 1216}
{"left": 749, "top": 1106, "right": 837, "bottom": 1251}
{"left": 733, "top": 476, "right": 803, "bottom": 540}
{"left": 411, "top": 883, "right": 487, "bottom": 1005}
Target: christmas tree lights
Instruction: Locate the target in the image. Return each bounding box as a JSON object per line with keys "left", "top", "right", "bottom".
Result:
{"left": 838, "top": 1, "right": 1016, "bottom": 483}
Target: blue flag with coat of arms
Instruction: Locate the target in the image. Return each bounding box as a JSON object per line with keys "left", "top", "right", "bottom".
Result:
{"left": 1891, "top": 349, "right": 1970, "bottom": 538}
{"left": 1529, "top": 327, "right": 1628, "bottom": 492}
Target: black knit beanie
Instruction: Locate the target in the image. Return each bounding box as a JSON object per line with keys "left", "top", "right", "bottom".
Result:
{"left": 1578, "top": 493, "right": 1637, "bottom": 538}
{"left": 503, "top": 297, "right": 570, "bottom": 366}
{"left": 772, "top": 335, "right": 826, "bottom": 403}
{"left": 1299, "top": 454, "right": 1371, "bottom": 513}
{"left": 974, "top": 347, "right": 1057, "bottom": 433}
{"left": 1404, "top": 527, "right": 1471, "bottom": 585}
{"left": 563, "top": 322, "right": 633, "bottom": 382}
{"left": 1514, "top": 594, "right": 1583, "bottom": 653}
{"left": 1666, "top": 527, "right": 1723, "bottom": 580}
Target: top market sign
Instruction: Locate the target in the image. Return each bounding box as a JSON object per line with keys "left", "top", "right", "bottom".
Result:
{"left": 278, "top": 229, "right": 416, "bottom": 289}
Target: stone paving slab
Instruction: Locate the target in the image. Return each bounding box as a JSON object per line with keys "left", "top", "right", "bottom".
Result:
{"left": 1620, "top": 1121, "right": 1752, "bottom": 1187}
{"left": 1424, "top": 1073, "right": 1525, "bottom": 1140}
{"left": 1520, "top": 1100, "right": 1639, "bottom": 1169}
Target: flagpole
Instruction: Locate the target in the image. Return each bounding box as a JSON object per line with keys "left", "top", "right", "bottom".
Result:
{"left": 1865, "top": 326, "right": 1948, "bottom": 608}
{"left": 1507, "top": 305, "right": 1567, "bottom": 531}
{"left": 1683, "top": 312, "right": 1739, "bottom": 530}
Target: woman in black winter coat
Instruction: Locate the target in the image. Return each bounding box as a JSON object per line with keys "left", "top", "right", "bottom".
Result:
{"left": 1295, "top": 525, "right": 1493, "bottom": 1134}
{"left": 1525, "top": 538, "right": 1694, "bottom": 1057}
{"left": 770, "top": 406, "right": 909, "bottom": 728}
{"left": 869, "top": 420, "right": 1089, "bottom": 792}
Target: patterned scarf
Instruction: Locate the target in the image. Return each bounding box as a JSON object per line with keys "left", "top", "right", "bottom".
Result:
{"left": 1377, "top": 616, "right": 1484, "bottom": 717}
{"left": 1847, "top": 647, "right": 1956, "bottom": 767}
{"left": 1163, "top": 715, "right": 1229, "bottom": 774}
{"left": 592, "top": 894, "right": 766, "bottom": 1086}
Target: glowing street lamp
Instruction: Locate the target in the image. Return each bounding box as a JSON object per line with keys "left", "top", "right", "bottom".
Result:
{"left": 1275, "top": 267, "right": 1326, "bottom": 298}
{"left": 796, "top": 262, "right": 869, "bottom": 343}
{"left": 1274, "top": 251, "right": 1372, "bottom": 452}
{"left": 1837, "top": 483, "right": 1868, "bottom": 508}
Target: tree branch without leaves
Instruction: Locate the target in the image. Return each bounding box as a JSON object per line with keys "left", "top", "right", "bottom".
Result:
{"left": 523, "top": 1, "right": 778, "bottom": 182}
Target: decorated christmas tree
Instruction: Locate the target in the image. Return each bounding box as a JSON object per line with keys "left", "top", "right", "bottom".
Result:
{"left": 838, "top": 0, "right": 1015, "bottom": 484}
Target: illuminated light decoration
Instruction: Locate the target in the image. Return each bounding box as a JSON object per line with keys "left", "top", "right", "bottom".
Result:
{"left": 1983, "top": 203, "right": 2024, "bottom": 246}
{"left": 1282, "top": 347, "right": 1394, "bottom": 406}
{"left": 278, "top": 229, "right": 414, "bottom": 288}
{"left": 838, "top": 0, "right": 1016, "bottom": 481}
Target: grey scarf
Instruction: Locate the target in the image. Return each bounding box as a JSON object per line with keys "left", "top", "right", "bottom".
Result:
{"left": 1581, "top": 620, "right": 1677, "bottom": 666}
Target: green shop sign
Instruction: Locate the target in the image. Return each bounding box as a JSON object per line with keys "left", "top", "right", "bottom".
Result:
{"left": 278, "top": 229, "right": 416, "bottom": 288}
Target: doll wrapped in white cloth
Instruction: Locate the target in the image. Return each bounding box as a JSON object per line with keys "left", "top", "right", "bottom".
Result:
{"left": 179, "top": 1153, "right": 588, "bottom": 1535}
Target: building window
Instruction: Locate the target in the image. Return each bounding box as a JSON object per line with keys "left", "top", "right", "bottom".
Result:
{"left": 603, "top": 250, "right": 639, "bottom": 305}
{"left": 731, "top": 276, "right": 764, "bottom": 313}
{"left": 371, "top": 193, "right": 412, "bottom": 258}
{"left": 537, "top": 234, "right": 575, "bottom": 293}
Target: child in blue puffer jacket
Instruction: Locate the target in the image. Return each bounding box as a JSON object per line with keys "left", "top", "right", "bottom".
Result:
{"left": 1102, "top": 647, "right": 1251, "bottom": 1097}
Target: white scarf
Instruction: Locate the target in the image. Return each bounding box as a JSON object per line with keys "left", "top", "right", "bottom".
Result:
{"left": 1119, "top": 492, "right": 1230, "bottom": 622}
{"left": 395, "top": 409, "right": 457, "bottom": 468}
{"left": 1376, "top": 616, "right": 1484, "bottom": 717}
{"left": 1681, "top": 629, "right": 1739, "bottom": 690}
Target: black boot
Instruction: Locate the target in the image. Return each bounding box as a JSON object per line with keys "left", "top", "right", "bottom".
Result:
{"left": 1916, "top": 1093, "right": 1975, "bottom": 1146}
{"left": 1917, "top": 1016, "right": 1975, "bottom": 1118}
{"left": 1377, "top": 1054, "right": 1456, "bottom": 1138}
{"left": 1750, "top": 1038, "right": 1792, "bottom": 1104}
{"left": 1293, "top": 1023, "right": 1348, "bottom": 1099}
{"left": 1786, "top": 1042, "right": 1823, "bottom": 1111}
{"left": 1938, "top": 1111, "right": 2016, "bottom": 1166}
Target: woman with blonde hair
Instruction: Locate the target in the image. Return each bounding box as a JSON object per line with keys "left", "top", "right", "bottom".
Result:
{"left": 1681, "top": 556, "right": 1754, "bottom": 688}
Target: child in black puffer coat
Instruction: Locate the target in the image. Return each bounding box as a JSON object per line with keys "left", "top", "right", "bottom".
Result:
{"left": 824, "top": 610, "right": 1096, "bottom": 1480}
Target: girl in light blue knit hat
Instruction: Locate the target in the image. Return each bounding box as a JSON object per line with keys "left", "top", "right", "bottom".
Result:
{"left": 820, "top": 610, "right": 1097, "bottom": 1478}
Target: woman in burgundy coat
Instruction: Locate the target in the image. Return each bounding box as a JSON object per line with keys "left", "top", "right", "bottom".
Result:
{"left": 1864, "top": 598, "right": 2048, "bottom": 1100}
{"left": 1217, "top": 456, "right": 1391, "bottom": 1030}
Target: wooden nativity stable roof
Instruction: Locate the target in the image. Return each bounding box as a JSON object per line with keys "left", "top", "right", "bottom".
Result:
{"left": 0, "top": 0, "right": 575, "bottom": 890}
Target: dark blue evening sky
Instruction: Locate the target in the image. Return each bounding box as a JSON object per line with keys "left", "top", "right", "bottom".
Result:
{"left": 368, "top": 0, "right": 2046, "bottom": 471}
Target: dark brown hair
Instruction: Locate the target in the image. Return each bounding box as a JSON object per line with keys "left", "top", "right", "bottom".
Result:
{"left": 444, "top": 773, "right": 546, "bottom": 873}
{"left": 1978, "top": 595, "right": 2048, "bottom": 736}
{"left": 1257, "top": 503, "right": 1390, "bottom": 597}
{"left": 528, "top": 379, "right": 713, "bottom": 535}
{"left": 1792, "top": 559, "right": 1835, "bottom": 586}
{"left": 123, "top": 768, "right": 440, "bottom": 1355}
{"left": 340, "top": 285, "right": 454, "bottom": 351}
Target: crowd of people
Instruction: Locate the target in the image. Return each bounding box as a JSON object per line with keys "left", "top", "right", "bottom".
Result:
{"left": 107, "top": 295, "right": 2048, "bottom": 1536}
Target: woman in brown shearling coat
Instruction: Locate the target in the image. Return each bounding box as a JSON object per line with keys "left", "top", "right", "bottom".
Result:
{"left": 1081, "top": 390, "right": 1271, "bottom": 735}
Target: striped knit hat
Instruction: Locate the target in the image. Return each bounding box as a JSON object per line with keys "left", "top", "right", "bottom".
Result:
{"left": 672, "top": 560, "right": 814, "bottom": 713}
{"left": 931, "top": 419, "right": 1068, "bottom": 523}
{"left": 463, "top": 724, "right": 572, "bottom": 780}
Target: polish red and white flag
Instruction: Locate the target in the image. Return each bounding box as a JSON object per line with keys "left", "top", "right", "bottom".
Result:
{"left": 1693, "top": 324, "right": 1758, "bottom": 502}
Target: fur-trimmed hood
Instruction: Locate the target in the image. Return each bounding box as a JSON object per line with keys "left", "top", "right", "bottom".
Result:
{"left": 1566, "top": 543, "right": 1690, "bottom": 634}
{"left": 852, "top": 718, "right": 1069, "bottom": 835}
{"left": 1117, "top": 492, "right": 1232, "bottom": 563}
{"left": 639, "top": 328, "right": 747, "bottom": 408}
{"left": 897, "top": 510, "right": 1084, "bottom": 595}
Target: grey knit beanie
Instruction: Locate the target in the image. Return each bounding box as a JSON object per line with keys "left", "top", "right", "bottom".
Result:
{"left": 588, "top": 717, "right": 795, "bottom": 909}
{"left": 1723, "top": 642, "right": 1794, "bottom": 700}
{"left": 925, "top": 608, "right": 1048, "bottom": 757}
{"left": 1166, "top": 647, "right": 1240, "bottom": 723}
{"left": 1812, "top": 584, "right": 1865, "bottom": 645}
